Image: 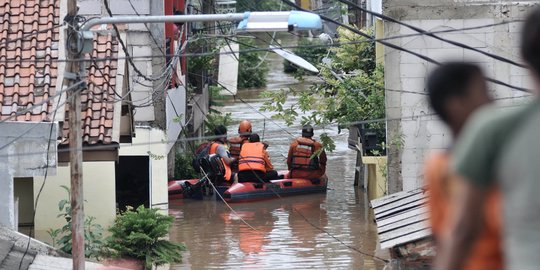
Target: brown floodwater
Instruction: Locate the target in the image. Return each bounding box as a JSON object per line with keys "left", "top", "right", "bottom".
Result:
{"left": 169, "top": 40, "right": 387, "bottom": 269}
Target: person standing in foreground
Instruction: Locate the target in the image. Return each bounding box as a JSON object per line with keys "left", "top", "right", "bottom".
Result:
{"left": 237, "top": 133, "right": 278, "bottom": 183}
{"left": 435, "top": 7, "right": 540, "bottom": 270}
{"left": 228, "top": 120, "right": 253, "bottom": 172}
{"left": 287, "top": 125, "right": 327, "bottom": 179}
{"left": 424, "top": 63, "right": 501, "bottom": 270}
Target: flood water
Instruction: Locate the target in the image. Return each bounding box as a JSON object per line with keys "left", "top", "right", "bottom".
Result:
{"left": 169, "top": 39, "right": 387, "bottom": 269}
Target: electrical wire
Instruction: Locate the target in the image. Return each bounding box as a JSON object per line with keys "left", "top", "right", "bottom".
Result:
{"left": 279, "top": 0, "right": 531, "bottom": 93}
{"left": 335, "top": 0, "right": 527, "bottom": 68}
{"left": 17, "top": 79, "right": 70, "bottom": 270}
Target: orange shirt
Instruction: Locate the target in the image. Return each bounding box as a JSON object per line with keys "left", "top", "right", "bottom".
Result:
{"left": 424, "top": 152, "right": 502, "bottom": 270}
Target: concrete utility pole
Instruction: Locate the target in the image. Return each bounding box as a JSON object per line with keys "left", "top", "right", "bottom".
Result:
{"left": 64, "top": 0, "right": 85, "bottom": 269}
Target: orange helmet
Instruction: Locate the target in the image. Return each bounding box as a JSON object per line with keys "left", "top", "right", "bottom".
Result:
{"left": 238, "top": 120, "right": 252, "bottom": 136}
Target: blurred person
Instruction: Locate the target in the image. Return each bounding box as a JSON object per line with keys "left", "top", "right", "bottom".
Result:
{"left": 228, "top": 120, "right": 252, "bottom": 172}
{"left": 237, "top": 133, "right": 279, "bottom": 182}
{"left": 287, "top": 125, "right": 327, "bottom": 179}
{"left": 435, "top": 7, "right": 540, "bottom": 270}
{"left": 424, "top": 62, "right": 500, "bottom": 270}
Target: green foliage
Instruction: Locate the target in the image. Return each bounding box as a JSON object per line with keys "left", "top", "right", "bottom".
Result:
{"left": 174, "top": 153, "right": 199, "bottom": 180}
{"left": 238, "top": 38, "right": 269, "bottom": 89}
{"left": 236, "top": 0, "right": 291, "bottom": 12}
{"left": 104, "top": 206, "right": 186, "bottom": 270}
{"left": 186, "top": 35, "right": 217, "bottom": 73}
{"left": 209, "top": 85, "right": 227, "bottom": 108}
{"left": 260, "top": 26, "right": 385, "bottom": 152}
{"left": 204, "top": 112, "right": 233, "bottom": 136}
{"left": 47, "top": 185, "right": 104, "bottom": 259}
{"left": 283, "top": 38, "right": 328, "bottom": 76}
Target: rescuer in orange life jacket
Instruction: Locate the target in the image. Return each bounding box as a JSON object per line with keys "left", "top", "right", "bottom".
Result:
{"left": 287, "top": 125, "right": 327, "bottom": 179}
{"left": 208, "top": 125, "right": 234, "bottom": 183}
{"left": 228, "top": 120, "right": 252, "bottom": 172}
{"left": 237, "top": 133, "right": 279, "bottom": 183}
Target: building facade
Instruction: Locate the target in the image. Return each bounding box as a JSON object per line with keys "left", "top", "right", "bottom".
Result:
{"left": 383, "top": 0, "right": 535, "bottom": 192}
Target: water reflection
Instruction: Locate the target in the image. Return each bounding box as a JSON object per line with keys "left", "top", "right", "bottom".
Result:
{"left": 170, "top": 41, "right": 385, "bottom": 269}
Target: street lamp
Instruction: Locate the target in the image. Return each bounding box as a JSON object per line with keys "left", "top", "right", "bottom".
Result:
{"left": 80, "top": 11, "right": 322, "bottom": 52}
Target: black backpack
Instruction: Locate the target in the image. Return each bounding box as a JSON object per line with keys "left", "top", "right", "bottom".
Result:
{"left": 192, "top": 142, "right": 213, "bottom": 172}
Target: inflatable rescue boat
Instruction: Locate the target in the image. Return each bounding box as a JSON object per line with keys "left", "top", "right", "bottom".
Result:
{"left": 223, "top": 177, "right": 327, "bottom": 203}
{"left": 168, "top": 176, "right": 327, "bottom": 202}
{"left": 168, "top": 153, "right": 327, "bottom": 202}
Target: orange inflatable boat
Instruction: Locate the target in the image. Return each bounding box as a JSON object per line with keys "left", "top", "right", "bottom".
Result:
{"left": 223, "top": 178, "right": 327, "bottom": 203}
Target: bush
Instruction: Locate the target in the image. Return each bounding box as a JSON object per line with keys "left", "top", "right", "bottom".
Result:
{"left": 104, "top": 206, "right": 186, "bottom": 270}
{"left": 47, "top": 185, "right": 104, "bottom": 259}
{"left": 174, "top": 153, "right": 199, "bottom": 179}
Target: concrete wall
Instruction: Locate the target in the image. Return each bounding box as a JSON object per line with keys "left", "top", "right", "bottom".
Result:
{"left": 33, "top": 162, "right": 116, "bottom": 244}
{"left": 383, "top": 0, "right": 535, "bottom": 191}
{"left": 119, "top": 127, "right": 169, "bottom": 212}
{"left": 78, "top": 0, "right": 167, "bottom": 128}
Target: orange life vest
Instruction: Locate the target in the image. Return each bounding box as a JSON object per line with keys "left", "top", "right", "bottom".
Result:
{"left": 209, "top": 142, "right": 220, "bottom": 155}
{"left": 291, "top": 137, "right": 320, "bottom": 170}
{"left": 238, "top": 142, "right": 266, "bottom": 172}
{"left": 228, "top": 136, "right": 248, "bottom": 159}
{"left": 209, "top": 142, "right": 232, "bottom": 181}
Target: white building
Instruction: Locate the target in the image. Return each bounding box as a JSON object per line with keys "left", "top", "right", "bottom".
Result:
{"left": 382, "top": 0, "right": 536, "bottom": 192}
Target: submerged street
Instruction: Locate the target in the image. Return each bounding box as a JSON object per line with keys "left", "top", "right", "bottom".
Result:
{"left": 169, "top": 48, "right": 385, "bottom": 269}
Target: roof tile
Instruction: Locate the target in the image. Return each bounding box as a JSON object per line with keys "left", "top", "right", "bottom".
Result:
{"left": 0, "top": 0, "right": 122, "bottom": 147}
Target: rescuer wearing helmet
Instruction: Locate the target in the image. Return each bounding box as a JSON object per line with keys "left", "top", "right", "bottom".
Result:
{"left": 237, "top": 133, "right": 278, "bottom": 183}
{"left": 228, "top": 120, "right": 253, "bottom": 172}
{"left": 287, "top": 125, "right": 327, "bottom": 179}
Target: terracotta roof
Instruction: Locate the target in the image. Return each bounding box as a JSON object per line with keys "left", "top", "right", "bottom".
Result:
{"left": 0, "top": 0, "right": 60, "bottom": 122}
{"left": 0, "top": 0, "right": 122, "bottom": 146}
{"left": 62, "top": 31, "right": 119, "bottom": 146}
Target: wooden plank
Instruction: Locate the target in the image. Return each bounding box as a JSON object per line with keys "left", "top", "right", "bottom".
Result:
{"left": 378, "top": 213, "right": 429, "bottom": 234}
{"left": 375, "top": 198, "right": 428, "bottom": 220}
{"left": 370, "top": 188, "right": 423, "bottom": 208}
{"left": 379, "top": 219, "right": 430, "bottom": 242}
{"left": 380, "top": 229, "right": 432, "bottom": 249}
{"left": 372, "top": 192, "right": 427, "bottom": 215}
{"left": 376, "top": 206, "right": 428, "bottom": 227}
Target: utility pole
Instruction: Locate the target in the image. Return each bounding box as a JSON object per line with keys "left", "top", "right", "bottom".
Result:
{"left": 64, "top": 0, "right": 85, "bottom": 269}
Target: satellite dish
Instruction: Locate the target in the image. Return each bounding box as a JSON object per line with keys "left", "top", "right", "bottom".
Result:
{"left": 269, "top": 45, "right": 319, "bottom": 73}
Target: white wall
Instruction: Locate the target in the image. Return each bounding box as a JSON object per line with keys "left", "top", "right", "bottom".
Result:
{"left": 33, "top": 162, "right": 116, "bottom": 243}
{"left": 385, "top": 13, "right": 532, "bottom": 190}
{"left": 119, "top": 127, "right": 169, "bottom": 212}
{"left": 166, "top": 86, "right": 187, "bottom": 153}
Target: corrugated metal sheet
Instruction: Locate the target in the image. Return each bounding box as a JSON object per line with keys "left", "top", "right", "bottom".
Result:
{"left": 371, "top": 188, "right": 431, "bottom": 249}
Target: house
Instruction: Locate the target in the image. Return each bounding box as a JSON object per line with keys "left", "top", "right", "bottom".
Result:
{"left": 382, "top": 0, "right": 534, "bottom": 193}
{"left": 0, "top": 0, "right": 189, "bottom": 244}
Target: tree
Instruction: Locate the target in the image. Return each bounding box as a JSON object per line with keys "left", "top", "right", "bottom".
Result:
{"left": 237, "top": 38, "right": 269, "bottom": 89}
{"left": 261, "top": 26, "right": 384, "bottom": 152}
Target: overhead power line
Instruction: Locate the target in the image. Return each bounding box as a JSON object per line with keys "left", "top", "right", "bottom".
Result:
{"left": 335, "top": 0, "right": 527, "bottom": 68}
{"left": 279, "top": 0, "right": 531, "bottom": 93}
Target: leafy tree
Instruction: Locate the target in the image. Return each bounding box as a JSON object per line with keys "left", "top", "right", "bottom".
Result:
{"left": 104, "top": 206, "right": 186, "bottom": 270}
{"left": 236, "top": 0, "right": 291, "bottom": 12}
{"left": 238, "top": 38, "right": 269, "bottom": 89}
{"left": 284, "top": 38, "right": 328, "bottom": 76}
{"left": 261, "top": 26, "right": 384, "bottom": 152}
